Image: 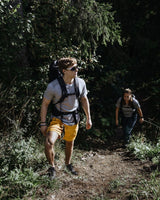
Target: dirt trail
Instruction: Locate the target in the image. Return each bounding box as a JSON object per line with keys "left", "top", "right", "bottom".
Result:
{"left": 46, "top": 142, "right": 152, "bottom": 200}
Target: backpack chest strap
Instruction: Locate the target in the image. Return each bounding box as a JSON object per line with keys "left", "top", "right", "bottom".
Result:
{"left": 54, "top": 77, "right": 79, "bottom": 105}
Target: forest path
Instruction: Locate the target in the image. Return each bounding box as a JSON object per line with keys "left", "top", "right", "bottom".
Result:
{"left": 45, "top": 142, "right": 152, "bottom": 200}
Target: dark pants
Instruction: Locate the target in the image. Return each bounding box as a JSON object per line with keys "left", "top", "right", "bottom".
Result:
{"left": 121, "top": 114, "right": 137, "bottom": 143}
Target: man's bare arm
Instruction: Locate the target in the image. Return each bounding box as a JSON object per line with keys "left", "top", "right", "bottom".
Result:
{"left": 81, "top": 96, "right": 92, "bottom": 130}
{"left": 40, "top": 97, "right": 51, "bottom": 136}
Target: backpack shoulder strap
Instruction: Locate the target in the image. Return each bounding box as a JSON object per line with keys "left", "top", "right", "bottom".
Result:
{"left": 120, "top": 97, "right": 136, "bottom": 110}
{"left": 131, "top": 98, "right": 137, "bottom": 110}
{"left": 120, "top": 97, "right": 123, "bottom": 109}
{"left": 54, "top": 77, "right": 80, "bottom": 105}
{"left": 74, "top": 78, "right": 80, "bottom": 98}
{"left": 54, "top": 77, "right": 68, "bottom": 105}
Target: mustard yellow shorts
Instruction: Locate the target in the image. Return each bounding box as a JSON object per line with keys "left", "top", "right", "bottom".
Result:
{"left": 47, "top": 117, "right": 79, "bottom": 141}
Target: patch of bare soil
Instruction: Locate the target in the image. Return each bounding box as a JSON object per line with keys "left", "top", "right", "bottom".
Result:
{"left": 45, "top": 142, "right": 152, "bottom": 200}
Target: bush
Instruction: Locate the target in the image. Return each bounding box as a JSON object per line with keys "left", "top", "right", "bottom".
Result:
{"left": 0, "top": 123, "right": 59, "bottom": 199}
{"left": 128, "top": 134, "right": 160, "bottom": 164}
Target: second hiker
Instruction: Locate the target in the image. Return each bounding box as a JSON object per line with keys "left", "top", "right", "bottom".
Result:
{"left": 115, "top": 88, "right": 144, "bottom": 144}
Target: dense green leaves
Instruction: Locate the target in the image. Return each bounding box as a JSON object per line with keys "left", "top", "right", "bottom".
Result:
{"left": 0, "top": 1, "right": 160, "bottom": 198}
{"left": 0, "top": 0, "right": 159, "bottom": 139}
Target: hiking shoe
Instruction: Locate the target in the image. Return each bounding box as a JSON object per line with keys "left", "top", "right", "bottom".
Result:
{"left": 48, "top": 167, "right": 56, "bottom": 180}
{"left": 66, "top": 164, "right": 78, "bottom": 175}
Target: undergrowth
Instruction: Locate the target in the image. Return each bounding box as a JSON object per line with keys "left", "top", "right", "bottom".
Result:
{"left": 128, "top": 170, "right": 160, "bottom": 200}
{"left": 1, "top": 124, "right": 160, "bottom": 200}
{"left": 128, "top": 133, "right": 160, "bottom": 165}
{"left": 0, "top": 122, "right": 61, "bottom": 200}
{"left": 125, "top": 133, "right": 160, "bottom": 199}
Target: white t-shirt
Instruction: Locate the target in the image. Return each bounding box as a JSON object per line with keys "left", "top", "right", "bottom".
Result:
{"left": 44, "top": 77, "right": 88, "bottom": 125}
{"left": 116, "top": 97, "right": 140, "bottom": 117}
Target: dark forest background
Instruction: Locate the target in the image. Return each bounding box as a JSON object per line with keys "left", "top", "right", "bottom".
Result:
{"left": 0, "top": 0, "right": 160, "bottom": 141}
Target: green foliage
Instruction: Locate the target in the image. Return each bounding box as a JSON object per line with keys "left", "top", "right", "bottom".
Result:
{"left": 108, "top": 178, "right": 124, "bottom": 192}
{"left": 0, "top": 0, "right": 160, "bottom": 144}
{"left": 0, "top": 0, "right": 121, "bottom": 77}
{"left": 128, "top": 171, "right": 160, "bottom": 200}
{"left": 0, "top": 124, "right": 59, "bottom": 200}
{"left": 0, "top": 76, "right": 46, "bottom": 135}
{"left": 0, "top": 0, "right": 122, "bottom": 141}
{"left": 0, "top": 126, "right": 41, "bottom": 172}
{"left": 3, "top": 168, "right": 39, "bottom": 196}
{"left": 0, "top": 1, "right": 160, "bottom": 199}
{"left": 128, "top": 134, "right": 160, "bottom": 164}
{"left": 60, "top": 0, "right": 121, "bottom": 57}
{"left": 0, "top": 0, "right": 26, "bottom": 81}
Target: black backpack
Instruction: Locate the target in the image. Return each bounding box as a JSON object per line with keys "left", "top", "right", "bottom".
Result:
{"left": 48, "top": 60, "right": 61, "bottom": 83}
{"left": 48, "top": 60, "right": 80, "bottom": 123}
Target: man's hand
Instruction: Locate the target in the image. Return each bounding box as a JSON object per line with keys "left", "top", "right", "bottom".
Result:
{"left": 86, "top": 119, "right": 92, "bottom": 130}
{"left": 80, "top": 96, "right": 92, "bottom": 130}
{"left": 139, "top": 118, "right": 144, "bottom": 124}
{"left": 40, "top": 126, "right": 48, "bottom": 136}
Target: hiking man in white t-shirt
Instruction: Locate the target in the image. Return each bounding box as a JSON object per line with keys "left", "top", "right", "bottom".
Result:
{"left": 40, "top": 57, "right": 92, "bottom": 179}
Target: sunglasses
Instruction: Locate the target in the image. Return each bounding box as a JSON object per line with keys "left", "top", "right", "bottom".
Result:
{"left": 66, "top": 64, "right": 78, "bottom": 71}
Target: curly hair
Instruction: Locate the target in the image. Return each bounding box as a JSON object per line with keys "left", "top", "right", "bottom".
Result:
{"left": 58, "top": 57, "right": 77, "bottom": 73}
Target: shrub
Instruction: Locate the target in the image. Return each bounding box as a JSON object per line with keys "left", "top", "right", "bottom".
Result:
{"left": 128, "top": 134, "right": 160, "bottom": 164}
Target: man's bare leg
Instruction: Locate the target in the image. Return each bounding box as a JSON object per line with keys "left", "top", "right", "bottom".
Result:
{"left": 65, "top": 140, "right": 78, "bottom": 175}
{"left": 45, "top": 131, "right": 59, "bottom": 167}
{"left": 65, "top": 140, "right": 74, "bottom": 165}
